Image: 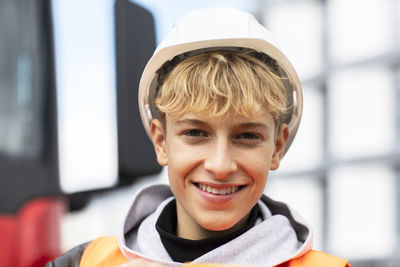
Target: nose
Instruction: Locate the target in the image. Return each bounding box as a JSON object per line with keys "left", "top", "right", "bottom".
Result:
{"left": 204, "top": 139, "right": 237, "bottom": 179}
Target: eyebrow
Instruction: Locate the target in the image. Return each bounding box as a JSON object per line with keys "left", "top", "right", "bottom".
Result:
{"left": 174, "top": 119, "right": 270, "bottom": 130}
{"left": 237, "top": 122, "right": 270, "bottom": 130}
{"left": 175, "top": 119, "right": 208, "bottom": 127}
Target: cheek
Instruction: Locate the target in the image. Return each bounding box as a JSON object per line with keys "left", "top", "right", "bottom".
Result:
{"left": 166, "top": 141, "right": 204, "bottom": 183}
{"left": 237, "top": 148, "right": 273, "bottom": 181}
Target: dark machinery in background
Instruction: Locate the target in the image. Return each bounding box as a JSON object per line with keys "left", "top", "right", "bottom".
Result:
{"left": 115, "top": 0, "right": 160, "bottom": 184}
{"left": 0, "top": 0, "right": 159, "bottom": 266}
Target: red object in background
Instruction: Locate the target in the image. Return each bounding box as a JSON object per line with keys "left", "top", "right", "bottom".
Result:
{"left": 0, "top": 197, "right": 66, "bottom": 267}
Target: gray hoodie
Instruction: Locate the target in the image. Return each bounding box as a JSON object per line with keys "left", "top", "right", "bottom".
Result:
{"left": 118, "top": 184, "right": 314, "bottom": 267}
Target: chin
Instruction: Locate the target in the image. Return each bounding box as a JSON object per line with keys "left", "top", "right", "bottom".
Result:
{"left": 198, "top": 216, "right": 240, "bottom": 232}
{"left": 204, "top": 224, "right": 232, "bottom": 232}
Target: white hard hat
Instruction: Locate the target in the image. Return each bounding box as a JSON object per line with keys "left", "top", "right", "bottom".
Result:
{"left": 138, "top": 7, "right": 303, "bottom": 154}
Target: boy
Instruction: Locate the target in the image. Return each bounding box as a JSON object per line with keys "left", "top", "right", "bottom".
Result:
{"left": 48, "top": 7, "right": 350, "bottom": 267}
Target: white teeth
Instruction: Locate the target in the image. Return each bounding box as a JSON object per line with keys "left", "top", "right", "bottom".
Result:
{"left": 197, "top": 183, "right": 241, "bottom": 195}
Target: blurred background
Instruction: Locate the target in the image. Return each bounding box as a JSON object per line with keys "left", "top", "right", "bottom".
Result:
{"left": 0, "top": 0, "right": 399, "bottom": 266}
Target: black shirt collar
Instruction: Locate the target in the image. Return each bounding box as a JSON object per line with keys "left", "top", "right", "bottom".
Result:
{"left": 156, "top": 199, "right": 260, "bottom": 263}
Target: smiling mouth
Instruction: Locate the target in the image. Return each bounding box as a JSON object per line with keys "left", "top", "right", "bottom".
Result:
{"left": 194, "top": 183, "right": 244, "bottom": 195}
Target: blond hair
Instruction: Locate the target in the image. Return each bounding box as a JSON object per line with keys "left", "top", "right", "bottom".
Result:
{"left": 154, "top": 49, "right": 292, "bottom": 126}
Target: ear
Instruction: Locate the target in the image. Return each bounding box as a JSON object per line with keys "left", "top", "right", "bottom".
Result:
{"left": 270, "top": 123, "right": 289, "bottom": 170}
{"left": 150, "top": 119, "right": 168, "bottom": 166}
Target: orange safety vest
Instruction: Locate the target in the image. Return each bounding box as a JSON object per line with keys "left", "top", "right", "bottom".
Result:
{"left": 79, "top": 236, "right": 350, "bottom": 267}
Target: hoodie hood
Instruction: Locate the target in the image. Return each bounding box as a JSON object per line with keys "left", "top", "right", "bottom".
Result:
{"left": 118, "top": 184, "right": 313, "bottom": 267}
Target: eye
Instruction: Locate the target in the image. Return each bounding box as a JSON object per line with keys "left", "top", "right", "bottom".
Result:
{"left": 237, "top": 132, "right": 260, "bottom": 140}
{"left": 234, "top": 132, "right": 263, "bottom": 145}
{"left": 183, "top": 129, "right": 208, "bottom": 137}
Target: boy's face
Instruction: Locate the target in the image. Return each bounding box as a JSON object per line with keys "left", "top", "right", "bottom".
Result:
{"left": 150, "top": 111, "right": 288, "bottom": 239}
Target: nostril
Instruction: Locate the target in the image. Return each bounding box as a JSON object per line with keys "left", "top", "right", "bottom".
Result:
{"left": 205, "top": 163, "right": 237, "bottom": 179}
